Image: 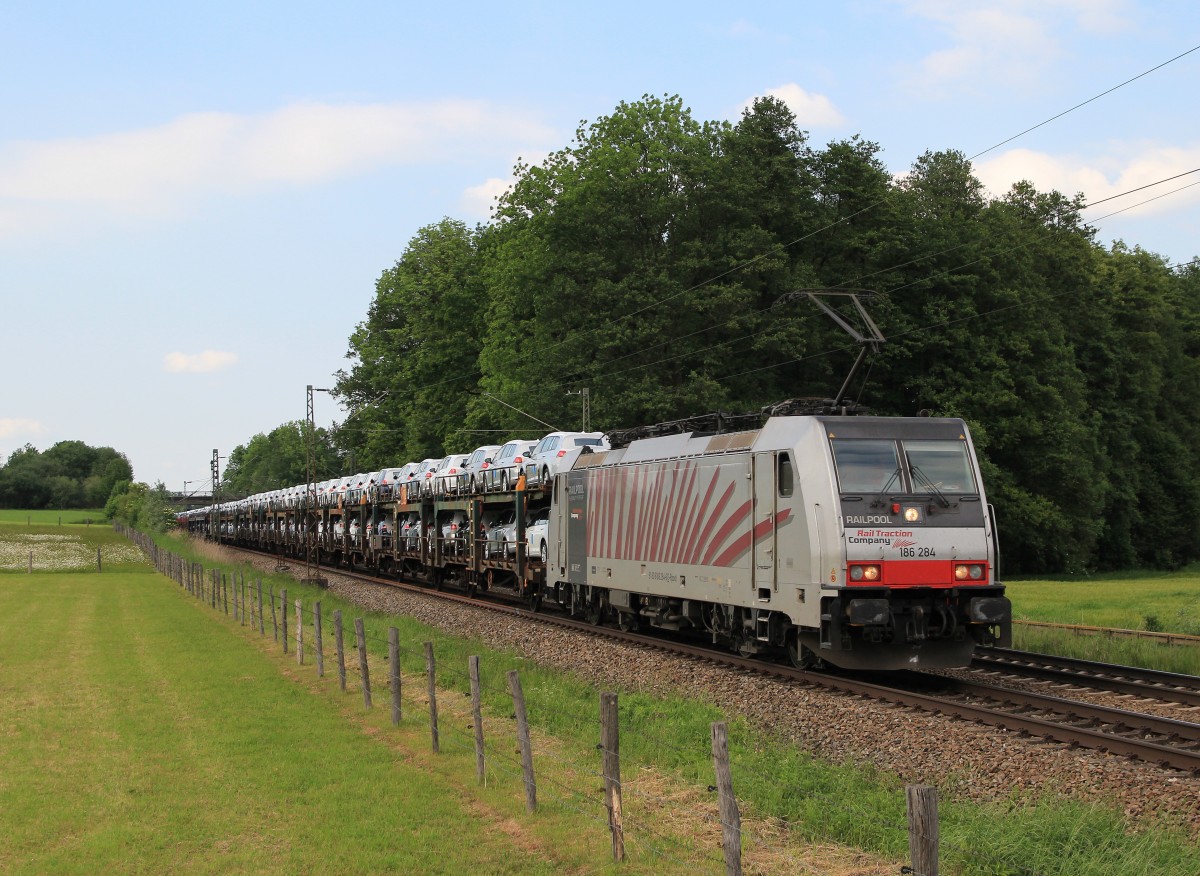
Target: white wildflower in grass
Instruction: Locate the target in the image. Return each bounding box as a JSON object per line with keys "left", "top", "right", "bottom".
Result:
{"left": 0, "top": 532, "right": 143, "bottom": 571}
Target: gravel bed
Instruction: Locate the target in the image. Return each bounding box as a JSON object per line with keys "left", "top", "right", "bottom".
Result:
{"left": 196, "top": 542, "right": 1200, "bottom": 830}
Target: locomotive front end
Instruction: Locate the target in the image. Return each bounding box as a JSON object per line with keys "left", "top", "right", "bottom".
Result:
{"left": 816, "top": 417, "right": 1011, "bottom": 670}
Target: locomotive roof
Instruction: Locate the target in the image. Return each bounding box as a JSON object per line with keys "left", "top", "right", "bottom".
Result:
{"left": 575, "top": 415, "right": 970, "bottom": 469}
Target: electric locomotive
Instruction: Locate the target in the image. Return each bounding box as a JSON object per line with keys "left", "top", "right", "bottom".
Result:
{"left": 543, "top": 414, "right": 1011, "bottom": 670}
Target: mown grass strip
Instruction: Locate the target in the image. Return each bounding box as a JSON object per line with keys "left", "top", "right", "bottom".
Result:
{"left": 0, "top": 570, "right": 589, "bottom": 875}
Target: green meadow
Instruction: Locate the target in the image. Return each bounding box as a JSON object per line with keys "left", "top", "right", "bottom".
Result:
{"left": 1006, "top": 569, "right": 1200, "bottom": 674}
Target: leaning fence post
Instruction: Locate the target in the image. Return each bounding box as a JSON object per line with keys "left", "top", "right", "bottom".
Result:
{"left": 355, "top": 617, "right": 371, "bottom": 708}
{"left": 389, "top": 627, "right": 401, "bottom": 726}
{"left": 315, "top": 602, "right": 324, "bottom": 677}
{"left": 281, "top": 588, "right": 288, "bottom": 653}
{"left": 601, "top": 691, "right": 625, "bottom": 862}
{"left": 507, "top": 670, "right": 536, "bottom": 812}
{"left": 334, "top": 610, "right": 346, "bottom": 692}
{"left": 711, "top": 721, "right": 742, "bottom": 876}
{"left": 469, "top": 655, "right": 485, "bottom": 784}
{"left": 906, "top": 785, "right": 939, "bottom": 876}
{"left": 295, "top": 599, "right": 304, "bottom": 665}
{"left": 424, "top": 641, "right": 440, "bottom": 753}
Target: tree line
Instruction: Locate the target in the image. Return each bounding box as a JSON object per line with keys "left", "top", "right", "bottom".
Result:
{"left": 230, "top": 94, "right": 1199, "bottom": 575}
{"left": 0, "top": 440, "right": 133, "bottom": 510}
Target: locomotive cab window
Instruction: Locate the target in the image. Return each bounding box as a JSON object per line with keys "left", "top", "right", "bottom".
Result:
{"left": 831, "top": 439, "right": 901, "bottom": 493}
{"left": 778, "top": 453, "right": 794, "bottom": 497}
{"left": 903, "top": 440, "right": 976, "bottom": 493}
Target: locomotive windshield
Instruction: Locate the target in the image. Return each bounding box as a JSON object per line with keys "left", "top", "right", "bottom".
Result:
{"left": 904, "top": 440, "right": 976, "bottom": 494}
{"left": 831, "top": 438, "right": 976, "bottom": 494}
{"left": 830, "top": 440, "right": 901, "bottom": 492}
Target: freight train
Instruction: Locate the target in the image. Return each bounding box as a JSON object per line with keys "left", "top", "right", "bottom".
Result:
{"left": 184, "top": 405, "right": 1011, "bottom": 671}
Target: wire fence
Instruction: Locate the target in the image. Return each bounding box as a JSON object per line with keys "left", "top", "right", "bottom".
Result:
{"left": 118, "top": 524, "right": 1058, "bottom": 876}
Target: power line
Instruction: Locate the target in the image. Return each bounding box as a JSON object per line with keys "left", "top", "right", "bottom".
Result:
{"left": 967, "top": 44, "right": 1200, "bottom": 162}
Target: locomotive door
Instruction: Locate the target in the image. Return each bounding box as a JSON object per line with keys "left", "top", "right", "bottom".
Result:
{"left": 752, "top": 452, "right": 777, "bottom": 591}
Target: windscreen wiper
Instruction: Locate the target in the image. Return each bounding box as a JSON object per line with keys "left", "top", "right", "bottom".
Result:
{"left": 906, "top": 456, "right": 951, "bottom": 507}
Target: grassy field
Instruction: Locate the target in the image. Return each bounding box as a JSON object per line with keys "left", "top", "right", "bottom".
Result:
{"left": 1006, "top": 569, "right": 1200, "bottom": 673}
{"left": 0, "top": 508, "right": 106, "bottom": 526}
{"left": 5, "top": 520, "right": 1200, "bottom": 874}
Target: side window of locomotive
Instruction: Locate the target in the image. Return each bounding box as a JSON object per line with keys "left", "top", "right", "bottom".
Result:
{"left": 830, "top": 439, "right": 901, "bottom": 493}
{"left": 902, "top": 440, "right": 976, "bottom": 493}
{"left": 778, "top": 453, "right": 794, "bottom": 497}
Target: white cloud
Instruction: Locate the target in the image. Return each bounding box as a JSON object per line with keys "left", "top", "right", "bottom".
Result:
{"left": 974, "top": 143, "right": 1200, "bottom": 217}
{"left": 895, "top": 0, "right": 1132, "bottom": 94}
{"left": 739, "top": 84, "right": 846, "bottom": 128}
{"left": 461, "top": 177, "right": 514, "bottom": 219}
{"left": 0, "top": 418, "right": 44, "bottom": 439}
{"left": 163, "top": 351, "right": 239, "bottom": 373}
{"left": 0, "top": 100, "right": 557, "bottom": 230}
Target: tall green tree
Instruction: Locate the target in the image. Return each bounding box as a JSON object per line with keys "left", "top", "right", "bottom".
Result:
{"left": 337, "top": 218, "right": 486, "bottom": 464}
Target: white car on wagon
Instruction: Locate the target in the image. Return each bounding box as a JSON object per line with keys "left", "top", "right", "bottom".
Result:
{"left": 525, "top": 431, "right": 610, "bottom": 486}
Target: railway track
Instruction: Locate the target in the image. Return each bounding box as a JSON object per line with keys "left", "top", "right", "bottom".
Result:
{"left": 217, "top": 542, "right": 1200, "bottom": 775}
{"left": 971, "top": 646, "right": 1200, "bottom": 707}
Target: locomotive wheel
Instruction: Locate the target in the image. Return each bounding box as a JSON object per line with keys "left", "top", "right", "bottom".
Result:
{"left": 786, "top": 634, "right": 820, "bottom": 670}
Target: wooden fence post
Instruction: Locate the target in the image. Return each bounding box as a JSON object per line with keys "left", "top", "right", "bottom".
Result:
{"left": 222, "top": 573, "right": 228, "bottom": 615}
{"left": 601, "top": 692, "right": 625, "bottom": 862}
{"left": 711, "top": 721, "right": 742, "bottom": 876}
{"left": 270, "top": 586, "right": 278, "bottom": 641}
{"left": 355, "top": 617, "right": 371, "bottom": 708}
{"left": 507, "top": 670, "right": 536, "bottom": 812}
{"left": 424, "top": 641, "right": 440, "bottom": 753}
{"left": 232, "top": 574, "right": 240, "bottom": 621}
{"left": 315, "top": 601, "right": 324, "bottom": 677}
{"left": 28, "top": 551, "right": 32, "bottom": 573}
{"left": 906, "top": 785, "right": 939, "bottom": 876}
{"left": 334, "top": 610, "right": 346, "bottom": 691}
{"left": 295, "top": 599, "right": 304, "bottom": 665}
{"left": 389, "top": 627, "right": 401, "bottom": 726}
{"left": 257, "top": 579, "right": 265, "bottom": 636}
{"left": 96, "top": 546, "right": 101, "bottom": 573}
{"left": 281, "top": 588, "right": 288, "bottom": 653}
{"left": 241, "top": 576, "right": 247, "bottom": 626}
{"left": 469, "top": 655, "right": 485, "bottom": 784}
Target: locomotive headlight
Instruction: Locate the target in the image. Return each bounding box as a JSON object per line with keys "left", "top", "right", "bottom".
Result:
{"left": 954, "top": 563, "right": 985, "bottom": 581}
{"left": 903, "top": 506, "right": 923, "bottom": 523}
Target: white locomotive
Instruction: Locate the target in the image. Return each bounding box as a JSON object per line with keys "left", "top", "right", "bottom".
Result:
{"left": 544, "top": 415, "right": 1011, "bottom": 670}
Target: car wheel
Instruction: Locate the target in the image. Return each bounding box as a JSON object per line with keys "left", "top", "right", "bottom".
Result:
{"left": 541, "top": 467, "right": 549, "bottom": 485}
{"left": 501, "top": 472, "right": 509, "bottom": 492}
{"left": 540, "top": 540, "right": 547, "bottom": 561}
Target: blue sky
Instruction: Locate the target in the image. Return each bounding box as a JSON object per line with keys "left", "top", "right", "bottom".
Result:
{"left": 2, "top": 1, "right": 1197, "bottom": 492}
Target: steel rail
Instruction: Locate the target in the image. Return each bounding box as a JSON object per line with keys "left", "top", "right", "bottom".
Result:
{"left": 972, "top": 647, "right": 1200, "bottom": 707}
